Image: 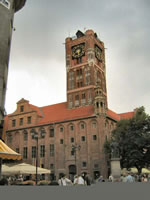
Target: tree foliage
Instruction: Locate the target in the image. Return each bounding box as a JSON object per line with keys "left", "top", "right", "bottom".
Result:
{"left": 104, "top": 106, "right": 150, "bottom": 174}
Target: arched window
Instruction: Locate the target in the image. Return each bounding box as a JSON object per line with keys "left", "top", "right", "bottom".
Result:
{"left": 92, "top": 121, "right": 97, "bottom": 128}
{"left": 96, "top": 102, "right": 99, "bottom": 108}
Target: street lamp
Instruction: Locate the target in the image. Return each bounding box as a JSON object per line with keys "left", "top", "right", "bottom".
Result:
{"left": 30, "top": 128, "right": 46, "bottom": 185}
{"left": 72, "top": 144, "right": 81, "bottom": 174}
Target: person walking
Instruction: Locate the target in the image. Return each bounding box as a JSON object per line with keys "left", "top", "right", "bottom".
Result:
{"left": 84, "top": 173, "right": 91, "bottom": 185}
{"left": 74, "top": 174, "right": 85, "bottom": 185}
{"left": 108, "top": 174, "right": 114, "bottom": 182}
{"left": 58, "top": 174, "right": 72, "bottom": 186}
{"left": 125, "top": 172, "right": 134, "bottom": 182}
{"left": 96, "top": 175, "right": 104, "bottom": 182}
{"left": 120, "top": 174, "right": 127, "bottom": 182}
{"left": 141, "top": 174, "right": 148, "bottom": 182}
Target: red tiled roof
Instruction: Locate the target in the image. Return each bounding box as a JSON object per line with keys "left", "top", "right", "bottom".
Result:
{"left": 119, "top": 112, "right": 135, "bottom": 119}
{"left": 4, "top": 100, "right": 135, "bottom": 130}
{"left": 29, "top": 104, "right": 43, "bottom": 117}
{"left": 38, "top": 102, "right": 94, "bottom": 125}
{"left": 107, "top": 109, "right": 121, "bottom": 121}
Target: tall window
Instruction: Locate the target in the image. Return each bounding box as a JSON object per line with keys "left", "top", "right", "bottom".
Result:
{"left": 80, "top": 123, "right": 85, "bottom": 129}
{"left": 68, "top": 71, "right": 75, "bottom": 90}
{"left": 70, "top": 125, "right": 74, "bottom": 131}
{"left": 70, "top": 137, "right": 74, "bottom": 143}
{"left": 40, "top": 128, "right": 46, "bottom": 139}
{"left": 75, "top": 94, "right": 79, "bottom": 106}
{"left": 81, "top": 93, "right": 86, "bottom": 105}
{"left": 60, "top": 127, "right": 64, "bottom": 132}
{"left": 49, "top": 128, "right": 54, "bottom": 137}
{"left": 50, "top": 144, "right": 54, "bottom": 156}
{"left": 71, "top": 150, "right": 75, "bottom": 156}
{"left": 85, "top": 67, "right": 91, "bottom": 85}
{"left": 76, "top": 69, "right": 83, "bottom": 88}
{"left": 7, "top": 134, "right": 12, "bottom": 144}
{"left": 20, "top": 105, "right": 24, "bottom": 112}
{"left": 93, "top": 135, "right": 97, "bottom": 140}
{"left": 77, "top": 81, "right": 83, "bottom": 88}
{"left": 50, "top": 164, "right": 54, "bottom": 169}
{"left": 12, "top": 119, "right": 16, "bottom": 127}
{"left": 88, "top": 90, "right": 92, "bottom": 104}
{"left": 32, "top": 146, "right": 36, "bottom": 158}
{"left": 60, "top": 139, "right": 64, "bottom": 144}
{"left": 68, "top": 95, "right": 73, "bottom": 108}
{"left": 77, "top": 57, "right": 82, "bottom": 64}
{"left": 102, "top": 73, "right": 106, "bottom": 92}
{"left": 82, "top": 162, "right": 87, "bottom": 167}
{"left": 81, "top": 136, "right": 86, "bottom": 141}
{"left": 27, "top": 116, "right": 32, "bottom": 124}
{"left": 23, "top": 147, "right": 28, "bottom": 159}
{"left": 40, "top": 145, "right": 45, "bottom": 157}
{"left": 24, "top": 131, "right": 28, "bottom": 141}
{"left": 96, "top": 71, "right": 101, "bottom": 86}
{"left": 92, "top": 122, "right": 97, "bottom": 128}
{"left": 19, "top": 118, "right": 23, "bottom": 126}
{"left": 41, "top": 164, "right": 44, "bottom": 168}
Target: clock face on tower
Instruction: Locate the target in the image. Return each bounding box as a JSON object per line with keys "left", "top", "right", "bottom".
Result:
{"left": 72, "top": 43, "right": 85, "bottom": 59}
{"left": 95, "top": 45, "right": 102, "bottom": 61}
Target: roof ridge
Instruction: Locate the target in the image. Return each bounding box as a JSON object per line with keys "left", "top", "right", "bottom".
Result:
{"left": 40, "top": 102, "right": 67, "bottom": 109}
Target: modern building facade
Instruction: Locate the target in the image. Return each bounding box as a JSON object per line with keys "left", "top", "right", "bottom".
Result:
{"left": 0, "top": 0, "right": 26, "bottom": 139}
{"left": 4, "top": 29, "right": 135, "bottom": 180}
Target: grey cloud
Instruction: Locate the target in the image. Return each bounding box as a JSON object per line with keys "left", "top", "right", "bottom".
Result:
{"left": 6, "top": 0, "right": 150, "bottom": 114}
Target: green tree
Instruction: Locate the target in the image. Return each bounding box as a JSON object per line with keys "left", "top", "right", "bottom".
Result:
{"left": 104, "top": 106, "right": 150, "bottom": 175}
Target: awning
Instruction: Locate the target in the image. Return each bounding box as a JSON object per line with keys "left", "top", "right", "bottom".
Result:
{"left": 2, "top": 163, "right": 50, "bottom": 175}
{"left": 0, "top": 139, "right": 22, "bottom": 160}
{"left": 122, "top": 168, "right": 150, "bottom": 174}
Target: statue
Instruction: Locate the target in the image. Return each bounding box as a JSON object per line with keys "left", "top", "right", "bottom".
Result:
{"left": 110, "top": 141, "right": 120, "bottom": 158}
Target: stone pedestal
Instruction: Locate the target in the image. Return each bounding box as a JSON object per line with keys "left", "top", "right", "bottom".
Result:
{"left": 111, "top": 158, "right": 121, "bottom": 181}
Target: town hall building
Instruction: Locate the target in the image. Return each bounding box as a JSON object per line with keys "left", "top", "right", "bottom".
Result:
{"left": 4, "top": 29, "right": 135, "bottom": 180}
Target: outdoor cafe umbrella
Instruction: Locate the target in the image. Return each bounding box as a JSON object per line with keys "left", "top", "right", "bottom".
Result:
{"left": 0, "top": 139, "right": 22, "bottom": 178}
{"left": 122, "top": 168, "right": 150, "bottom": 174}
{"left": 2, "top": 163, "right": 51, "bottom": 175}
{"left": 0, "top": 139, "right": 21, "bottom": 160}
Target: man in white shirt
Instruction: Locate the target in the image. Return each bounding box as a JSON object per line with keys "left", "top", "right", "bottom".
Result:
{"left": 74, "top": 174, "right": 85, "bottom": 185}
{"left": 58, "top": 174, "right": 72, "bottom": 186}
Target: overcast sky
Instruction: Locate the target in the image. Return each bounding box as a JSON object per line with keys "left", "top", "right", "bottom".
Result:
{"left": 5, "top": 0, "right": 150, "bottom": 115}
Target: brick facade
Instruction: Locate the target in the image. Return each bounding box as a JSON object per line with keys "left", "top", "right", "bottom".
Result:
{"left": 4, "top": 29, "right": 135, "bottom": 181}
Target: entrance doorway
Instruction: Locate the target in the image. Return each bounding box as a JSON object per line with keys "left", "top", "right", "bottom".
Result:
{"left": 68, "top": 165, "right": 76, "bottom": 182}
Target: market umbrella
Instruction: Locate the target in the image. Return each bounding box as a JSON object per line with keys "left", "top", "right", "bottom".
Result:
{"left": 0, "top": 139, "right": 21, "bottom": 160}
{"left": 122, "top": 168, "right": 150, "bottom": 174}
{"left": 0, "top": 139, "right": 22, "bottom": 179}
{"left": 2, "top": 163, "right": 50, "bottom": 175}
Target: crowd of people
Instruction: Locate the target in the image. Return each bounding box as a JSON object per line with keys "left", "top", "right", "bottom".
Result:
{"left": 57, "top": 172, "right": 150, "bottom": 185}
{"left": 119, "top": 172, "right": 150, "bottom": 182}
{"left": 0, "top": 172, "right": 150, "bottom": 185}
{"left": 58, "top": 173, "right": 92, "bottom": 186}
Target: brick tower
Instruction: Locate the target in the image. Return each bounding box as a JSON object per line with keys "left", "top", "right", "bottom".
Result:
{"left": 66, "top": 29, "right": 108, "bottom": 115}
{"left": 0, "top": 0, "right": 26, "bottom": 138}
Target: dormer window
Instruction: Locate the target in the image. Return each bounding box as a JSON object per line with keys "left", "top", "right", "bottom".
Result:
{"left": 20, "top": 105, "right": 24, "bottom": 112}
